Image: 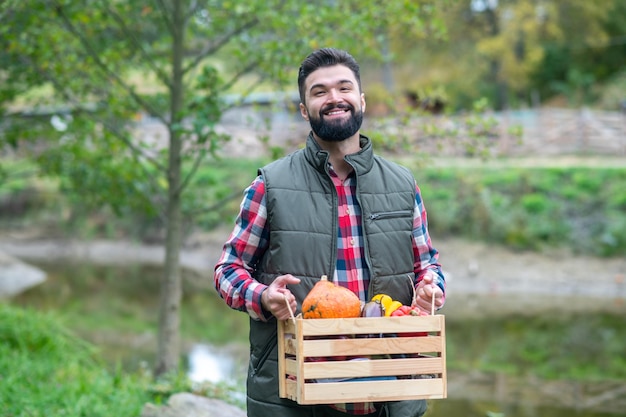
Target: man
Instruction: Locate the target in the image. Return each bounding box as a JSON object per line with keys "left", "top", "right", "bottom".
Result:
{"left": 214, "top": 48, "right": 445, "bottom": 417}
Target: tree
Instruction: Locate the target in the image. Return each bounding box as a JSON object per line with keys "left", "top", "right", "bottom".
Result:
{"left": 532, "top": 0, "right": 626, "bottom": 106}
{"left": 0, "top": 0, "right": 447, "bottom": 376}
{"left": 386, "top": 0, "right": 625, "bottom": 110}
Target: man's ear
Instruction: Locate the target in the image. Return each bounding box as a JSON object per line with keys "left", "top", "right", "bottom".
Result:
{"left": 299, "top": 102, "right": 309, "bottom": 121}
{"left": 361, "top": 93, "right": 366, "bottom": 113}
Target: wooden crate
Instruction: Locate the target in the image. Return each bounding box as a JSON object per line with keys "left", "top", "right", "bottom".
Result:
{"left": 277, "top": 315, "right": 446, "bottom": 405}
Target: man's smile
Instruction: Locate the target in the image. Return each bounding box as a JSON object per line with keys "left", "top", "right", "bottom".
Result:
{"left": 321, "top": 104, "right": 352, "bottom": 118}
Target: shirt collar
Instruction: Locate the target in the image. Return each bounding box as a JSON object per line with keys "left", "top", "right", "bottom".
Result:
{"left": 304, "top": 132, "right": 374, "bottom": 176}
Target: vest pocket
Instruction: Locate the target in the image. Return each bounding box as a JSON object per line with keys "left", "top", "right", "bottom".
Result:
{"left": 250, "top": 334, "right": 276, "bottom": 378}
{"left": 368, "top": 210, "right": 413, "bottom": 220}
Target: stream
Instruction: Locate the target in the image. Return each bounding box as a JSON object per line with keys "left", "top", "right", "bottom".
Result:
{"left": 6, "top": 254, "right": 626, "bottom": 417}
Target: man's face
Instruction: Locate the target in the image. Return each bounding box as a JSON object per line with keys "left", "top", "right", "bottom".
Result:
{"left": 299, "top": 65, "right": 366, "bottom": 142}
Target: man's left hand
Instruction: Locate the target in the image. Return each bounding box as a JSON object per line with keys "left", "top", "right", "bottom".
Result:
{"left": 413, "top": 272, "right": 444, "bottom": 313}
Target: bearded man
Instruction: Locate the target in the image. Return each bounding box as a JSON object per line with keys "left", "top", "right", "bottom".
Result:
{"left": 214, "top": 48, "right": 446, "bottom": 417}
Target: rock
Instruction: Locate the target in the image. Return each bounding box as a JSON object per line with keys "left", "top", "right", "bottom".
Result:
{"left": 0, "top": 250, "right": 46, "bottom": 298}
{"left": 141, "top": 393, "right": 246, "bottom": 417}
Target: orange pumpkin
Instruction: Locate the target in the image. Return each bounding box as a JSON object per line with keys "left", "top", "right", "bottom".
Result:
{"left": 302, "top": 275, "right": 362, "bottom": 319}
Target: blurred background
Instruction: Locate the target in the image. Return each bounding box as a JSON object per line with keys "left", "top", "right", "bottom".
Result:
{"left": 1, "top": 1, "right": 625, "bottom": 416}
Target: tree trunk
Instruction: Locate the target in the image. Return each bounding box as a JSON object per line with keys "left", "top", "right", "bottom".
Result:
{"left": 381, "top": 35, "right": 395, "bottom": 94}
{"left": 485, "top": 6, "right": 508, "bottom": 110}
{"left": 155, "top": 0, "right": 185, "bottom": 377}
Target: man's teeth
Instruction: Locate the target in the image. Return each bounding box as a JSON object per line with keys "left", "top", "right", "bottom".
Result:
{"left": 327, "top": 110, "right": 345, "bottom": 115}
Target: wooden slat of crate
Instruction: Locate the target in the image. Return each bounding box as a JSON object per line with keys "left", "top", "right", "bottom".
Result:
{"left": 284, "top": 378, "right": 446, "bottom": 404}
{"left": 278, "top": 315, "right": 447, "bottom": 404}
{"left": 286, "top": 356, "right": 444, "bottom": 379}
{"left": 287, "top": 335, "right": 444, "bottom": 357}
{"left": 283, "top": 315, "right": 444, "bottom": 336}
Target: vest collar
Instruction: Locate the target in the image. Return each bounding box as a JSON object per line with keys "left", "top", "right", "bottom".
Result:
{"left": 304, "top": 132, "right": 374, "bottom": 176}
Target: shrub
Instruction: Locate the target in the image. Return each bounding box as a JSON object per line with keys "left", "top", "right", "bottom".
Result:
{"left": 415, "top": 166, "right": 626, "bottom": 256}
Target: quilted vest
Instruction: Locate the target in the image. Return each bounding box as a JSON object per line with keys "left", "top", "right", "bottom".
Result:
{"left": 257, "top": 132, "right": 417, "bottom": 305}
{"left": 246, "top": 133, "right": 418, "bottom": 411}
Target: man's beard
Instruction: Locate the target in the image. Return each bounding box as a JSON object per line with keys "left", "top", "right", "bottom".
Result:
{"left": 309, "top": 103, "right": 363, "bottom": 142}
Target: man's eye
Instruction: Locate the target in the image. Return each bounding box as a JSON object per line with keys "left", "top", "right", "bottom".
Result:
{"left": 314, "top": 91, "right": 325, "bottom": 96}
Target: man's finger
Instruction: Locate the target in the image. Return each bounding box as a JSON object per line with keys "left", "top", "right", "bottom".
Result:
{"left": 273, "top": 274, "right": 301, "bottom": 288}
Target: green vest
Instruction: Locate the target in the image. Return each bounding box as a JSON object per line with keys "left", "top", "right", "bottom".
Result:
{"left": 246, "top": 133, "right": 419, "bottom": 411}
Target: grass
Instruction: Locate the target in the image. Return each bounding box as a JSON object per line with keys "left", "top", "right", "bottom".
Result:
{"left": 3, "top": 157, "right": 626, "bottom": 256}
{"left": 413, "top": 165, "right": 626, "bottom": 256}
{"left": 0, "top": 304, "right": 152, "bottom": 416}
{"left": 0, "top": 303, "right": 246, "bottom": 416}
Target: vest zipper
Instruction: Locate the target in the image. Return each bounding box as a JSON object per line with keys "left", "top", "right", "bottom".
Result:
{"left": 368, "top": 210, "right": 413, "bottom": 220}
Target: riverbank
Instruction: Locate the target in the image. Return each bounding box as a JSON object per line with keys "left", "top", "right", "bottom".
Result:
{"left": 3, "top": 230, "right": 625, "bottom": 416}
{"left": 1, "top": 228, "right": 624, "bottom": 316}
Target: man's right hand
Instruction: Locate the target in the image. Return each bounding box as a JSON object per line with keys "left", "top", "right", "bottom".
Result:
{"left": 261, "top": 274, "right": 301, "bottom": 320}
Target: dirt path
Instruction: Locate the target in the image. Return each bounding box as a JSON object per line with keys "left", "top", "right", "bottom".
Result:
{"left": 435, "top": 237, "right": 626, "bottom": 317}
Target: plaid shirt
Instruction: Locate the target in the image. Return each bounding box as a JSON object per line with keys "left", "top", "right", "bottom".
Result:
{"left": 214, "top": 166, "right": 445, "bottom": 415}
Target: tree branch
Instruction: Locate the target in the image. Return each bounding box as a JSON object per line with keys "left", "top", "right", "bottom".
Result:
{"left": 183, "top": 0, "right": 201, "bottom": 22}
{"left": 105, "top": 4, "right": 172, "bottom": 89}
{"left": 218, "top": 60, "right": 265, "bottom": 111}
{"left": 184, "top": 189, "right": 243, "bottom": 216}
{"left": 177, "top": 145, "right": 207, "bottom": 196}
{"left": 100, "top": 118, "right": 170, "bottom": 223}
{"left": 35, "top": 51, "right": 168, "bottom": 173}
{"left": 20, "top": 50, "right": 168, "bottom": 174}
{"left": 100, "top": 116, "right": 167, "bottom": 172}
{"left": 182, "top": 17, "right": 259, "bottom": 75}
{"left": 53, "top": 2, "right": 168, "bottom": 125}
{"left": 221, "top": 59, "right": 261, "bottom": 93}
{"left": 153, "top": 0, "right": 175, "bottom": 34}
{"left": 16, "top": 57, "right": 169, "bottom": 219}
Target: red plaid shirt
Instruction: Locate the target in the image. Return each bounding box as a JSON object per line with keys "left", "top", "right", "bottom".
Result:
{"left": 214, "top": 166, "right": 445, "bottom": 414}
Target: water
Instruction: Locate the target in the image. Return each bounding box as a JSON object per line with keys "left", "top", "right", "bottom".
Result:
{"left": 429, "top": 397, "right": 626, "bottom": 417}
{"left": 187, "top": 343, "right": 237, "bottom": 384}
{"left": 8, "top": 261, "right": 626, "bottom": 417}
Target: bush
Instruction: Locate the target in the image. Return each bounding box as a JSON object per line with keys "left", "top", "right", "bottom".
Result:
{"left": 416, "top": 166, "right": 626, "bottom": 256}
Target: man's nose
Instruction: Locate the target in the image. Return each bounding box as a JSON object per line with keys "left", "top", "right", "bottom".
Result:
{"left": 327, "top": 89, "right": 343, "bottom": 103}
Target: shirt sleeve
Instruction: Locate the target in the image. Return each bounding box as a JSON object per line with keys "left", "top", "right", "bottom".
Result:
{"left": 213, "top": 175, "right": 273, "bottom": 321}
{"left": 412, "top": 181, "right": 446, "bottom": 302}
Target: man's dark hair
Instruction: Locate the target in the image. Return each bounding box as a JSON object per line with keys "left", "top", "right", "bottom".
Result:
{"left": 297, "top": 48, "right": 361, "bottom": 104}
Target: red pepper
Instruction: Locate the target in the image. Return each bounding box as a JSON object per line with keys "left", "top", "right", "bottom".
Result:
{"left": 392, "top": 305, "right": 430, "bottom": 336}
{"left": 391, "top": 305, "right": 413, "bottom": 316}
{"left": 391, "top": 305, "right": 430, "bottom": 317}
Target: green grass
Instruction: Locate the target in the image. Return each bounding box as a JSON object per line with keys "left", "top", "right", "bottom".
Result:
{"left": 0, "top": 304, "right": 245, "bottom": 417}
{"left": 0, "top": 304, "right": 151, "bottom": 416}
{"left": 414, "top": 166, "right": 626, "bottom": 256}
{"left": 3, "top": 157, "right": 626, "bottom": 256}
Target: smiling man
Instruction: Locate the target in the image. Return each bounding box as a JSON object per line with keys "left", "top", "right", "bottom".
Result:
{"left": 302, "top": 64, "right": 364, "bottom": 142}
{"left": 214, "top": 48, "right": 446, "bottom": 417}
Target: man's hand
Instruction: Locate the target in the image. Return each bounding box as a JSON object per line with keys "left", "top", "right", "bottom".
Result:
{"left": 261, "top": 274, "right": 301, "bottom": 320}
{"left": 413, "top": 272, "right": 444, "bottom": 314}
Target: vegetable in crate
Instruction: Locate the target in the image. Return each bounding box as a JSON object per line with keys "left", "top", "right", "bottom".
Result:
{"left": 364, "top": 293, "right": 404, "bottom": 317}
{"left": 361, "top": 299, "right": 384, "bottom": 317}
{"left": 302, "top": 275, "right": 361, "bottom": 318}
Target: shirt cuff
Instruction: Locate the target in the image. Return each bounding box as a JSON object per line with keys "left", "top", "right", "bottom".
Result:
{"left": 247, "top": 282, "right": 273, "bottom": 322}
